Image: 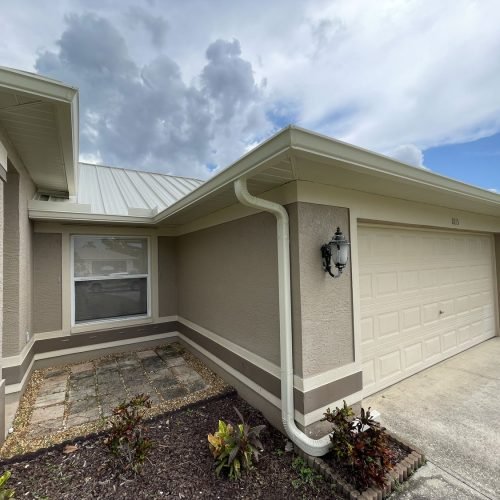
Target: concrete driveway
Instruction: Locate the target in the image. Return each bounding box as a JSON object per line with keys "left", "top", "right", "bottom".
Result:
{"left": 365, "top": 338, "right": 500, "bottom": 500}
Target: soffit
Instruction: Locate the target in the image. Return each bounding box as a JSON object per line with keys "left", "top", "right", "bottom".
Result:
{"left": 0, "top": 67, "right": 78, "bottom": 195}
{"left": 292, "top": 150, "right": 500, "bottom": 218}
{"left": 159, "top": 159, "right": 295, "bottom": 226}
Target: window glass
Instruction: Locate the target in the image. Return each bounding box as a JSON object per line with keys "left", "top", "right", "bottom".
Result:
{"left": 73, "top": 236, "right": 149, "bottom": 324}
{"left": 74, "top": 236, "right": 148, "bottom": 278}
{"left": 75, "top": 278, "right": 147, "bottom": 323}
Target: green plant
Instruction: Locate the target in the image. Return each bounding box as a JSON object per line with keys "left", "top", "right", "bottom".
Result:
{"left": 290, "top": 456, "right": 323, "bottom": 491}
{"left": 0, "top": 471, "right": 15, "bottom": 499}
{"left": 207, "top": 407, "right": 266, "bottom": 480}
{"left": 322, "top": 401, "right": 394, "bottom": 490}
{"left": 104, "top": 394, "right": 153, "bottom": 473}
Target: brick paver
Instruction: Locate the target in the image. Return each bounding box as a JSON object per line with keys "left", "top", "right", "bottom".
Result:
{"left": 28, "top": 343, "right": 208, "bottom": 436}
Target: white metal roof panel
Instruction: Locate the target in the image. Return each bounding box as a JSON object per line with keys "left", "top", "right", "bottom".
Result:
{"left": 35, "top": 162, "right": 204, "bottom": 217}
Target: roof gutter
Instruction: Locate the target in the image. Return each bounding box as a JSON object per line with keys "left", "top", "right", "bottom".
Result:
{"left": 234, "top": 177, "right": 330, "bottom": 457}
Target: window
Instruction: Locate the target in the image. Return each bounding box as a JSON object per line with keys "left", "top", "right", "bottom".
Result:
{"left": 72, "top": 236, "right": 149, "bottom": 324}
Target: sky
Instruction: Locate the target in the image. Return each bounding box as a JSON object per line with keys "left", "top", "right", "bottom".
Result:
{"left": 1, "top": 0, "right": 499, "bottom": 190}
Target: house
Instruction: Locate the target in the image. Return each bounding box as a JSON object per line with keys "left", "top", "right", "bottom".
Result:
{"left": 0, "top": 66, "right": 499, "bottom": 452}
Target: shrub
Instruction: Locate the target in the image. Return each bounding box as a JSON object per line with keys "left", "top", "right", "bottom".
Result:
{"left": 322, "top": 401, "right": 394, "bottom": 490}
{"left": 291, "top": 456, "right": 323, "bottom": 491}
{"left": 0, "top": 471, "right": 15, "bottom": 499}
{"left": 207, "top": 407, "right": 266, "bottom": 480}
{"left": 104, "top": 394, "right": 153, "bottom": 473}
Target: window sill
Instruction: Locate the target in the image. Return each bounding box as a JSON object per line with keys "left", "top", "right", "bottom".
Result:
{"left": 71, "top": 315, "right": 152, "bottom": 335}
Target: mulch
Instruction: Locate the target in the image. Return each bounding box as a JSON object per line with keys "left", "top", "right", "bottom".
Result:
{"left": 0, "top": 392, "right": 341, "bottom": 499}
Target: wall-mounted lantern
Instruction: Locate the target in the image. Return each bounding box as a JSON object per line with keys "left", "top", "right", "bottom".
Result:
{"left": 321, "top": 227, "right": 351, "bottom": 278}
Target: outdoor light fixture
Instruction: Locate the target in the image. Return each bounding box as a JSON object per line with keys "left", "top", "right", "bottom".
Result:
{"left": 321, "top": 227, "right": 351, "bottom": 278}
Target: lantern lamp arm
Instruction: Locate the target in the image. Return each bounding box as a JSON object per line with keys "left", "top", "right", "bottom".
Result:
{"left": 321, "top": 243, "right": 343, "bottom": 279}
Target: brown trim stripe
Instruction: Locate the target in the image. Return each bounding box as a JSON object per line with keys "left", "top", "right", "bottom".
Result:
{"left": 4, "top": 322, "right": 178, "bottom": 386}
{"left": 4, "top": 320, "right": 362, "bottom": 416}
{"left": 177, "top": 321, "right": 362, "bottom": 414}
{"left": 176, "top": 322, "right": 282, "bottom": 399}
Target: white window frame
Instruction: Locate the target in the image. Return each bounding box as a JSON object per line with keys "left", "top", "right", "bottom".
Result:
{"left": 71, "top": 235, "right": 151, "bottom": 327}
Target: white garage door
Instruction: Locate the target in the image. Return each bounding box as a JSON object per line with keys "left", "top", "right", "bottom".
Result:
{"left": 359, "top": 225, "right": 497, "bottom": 396}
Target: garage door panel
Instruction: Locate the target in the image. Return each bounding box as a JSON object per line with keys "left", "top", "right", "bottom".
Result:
{"left": 375, "top": 272, "right": 398, "bottom": 296}
{"left": 360, "top": 225, "right": 496, "bottom": 396}
{"left": 403, "top": 343, "right": 423, "bottom": 369}
{"left": 378, "top": 350, "right": 402, "bottom": 380}
{"left": 361, "top": 317, "right": 375, "bottom": 343}
{"left": 378, "top": 311, "right": 400, "bottom": 337}
{"left": 442, "top": 330, "right": 458, "bottom": 353}
{"left": 423, "top": 336, "right": 441, "bottom": 360}
{"left": 362, "top": 360, "right": 376, "bottom": 389}
{"left": 402, "top": 306, "right": 420, "bottom": 330}
{"left": 457, "top": 325, "right": 471, "bottom": 345}
{"left": 399, "top": 270, "right": 420, "bottom": 292}
{"left": 359, "top": 274, "right": 373, "bottom": 299}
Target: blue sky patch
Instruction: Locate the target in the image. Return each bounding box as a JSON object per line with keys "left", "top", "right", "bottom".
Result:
{"left": 424, "top": 133, "right": 500, "bottom": 192}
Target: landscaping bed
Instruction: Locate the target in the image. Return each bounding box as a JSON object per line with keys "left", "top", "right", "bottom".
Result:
{"left": 296, "top": 432, "right": 425, "bottom": 499}
{"left": 0, "top": 392, "right": 341, "bottom": 499}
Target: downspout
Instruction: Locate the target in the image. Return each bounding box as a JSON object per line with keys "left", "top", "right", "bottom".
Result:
{"left": 234, "top": 177, "right": 331, "bottom": 456}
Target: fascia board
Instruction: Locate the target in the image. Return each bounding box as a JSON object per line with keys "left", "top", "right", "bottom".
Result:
{"left": 55, "top": 94, "right": 79, "bottom": 196}
{"left": 289, "top": 126, "right": 500, "bottom": 208}
{"left": 152, "top": 127, "right": 293, "bottom": 224}
{"left": 28, "top": 208, "right": 154, "bottom": 225}
{"left": 0, "top": 137, "right": 7, "bottom": 177}
{"left": 29, "top": 200, "right": 91, "bottom": 213}
{"left": 0, "top": 67, "right": 77, "bottom": 103}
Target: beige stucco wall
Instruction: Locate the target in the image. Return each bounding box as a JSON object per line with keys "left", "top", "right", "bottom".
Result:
{"left": 19, "top": 161, "right": 35, "bottom": 352}
{"left": 33, "top": 233, "right": 62, "bottom": 333}
{"left": 0, "top": 176, "right": 4, "bottom": 439}
{"left": 0, "top": 179, "right": 4, "bottom": 365}
{"left": 3, "top": 165, "right": 20, "bottom": 358}
{"left": 158, "top": 236, "right": 177, "bottom": 318}
{"left": 3, "top": 160, "right": 35, "bottom": 357}
{"left": 495, "top": 235, "right": 500, "bottom": 327}
{"left": 176, "top": 212, "right": 281, "bottom": 365}
{"left": 292, "top": 202, "right": 354, "bottom": 378}
{"left": 288, "top": 203, "right": 305, "bottom": 377}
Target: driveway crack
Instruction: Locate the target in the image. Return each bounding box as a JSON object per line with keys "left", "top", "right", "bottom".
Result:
{"left": 427, "top": 460, "right": 495, "bottom": 500}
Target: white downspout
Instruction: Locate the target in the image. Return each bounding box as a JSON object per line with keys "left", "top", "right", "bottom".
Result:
{"left": 234, "top": 178, "right": 331, "bottom": 457}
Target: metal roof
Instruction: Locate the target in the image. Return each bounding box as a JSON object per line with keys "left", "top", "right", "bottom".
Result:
{"left": 34, "top": 162, "right": 204, "bottom": 217}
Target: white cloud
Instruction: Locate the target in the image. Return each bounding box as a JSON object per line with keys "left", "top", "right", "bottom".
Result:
{"left": 34, "top": 14, "right": 273, "bottom": 178}
{"left": 388, "top": 144, "right": 426, "bottom": 168}
{"left": 79, "top": 152, "right": 103, "bottom": 164}
{"left": 1, "top": 0, "right": 500, "bottom": 177}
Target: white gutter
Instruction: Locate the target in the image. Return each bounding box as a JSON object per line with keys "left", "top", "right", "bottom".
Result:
{"left": 234, "top": 177, "right": 331, "bottom": 457}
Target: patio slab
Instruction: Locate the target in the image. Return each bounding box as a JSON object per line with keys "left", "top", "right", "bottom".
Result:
{"left": 4, "top": 342, "right": 230, "bottom": 455}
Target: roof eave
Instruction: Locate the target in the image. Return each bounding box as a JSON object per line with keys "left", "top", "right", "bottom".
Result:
{"left": 288, "top": 126, "right": 500, "bottom": 208}
{"left": 30, "top": 125, "right": 500, "bottom": 225}
{"left": 29, "top": 208, "right": 154, "bottom": 225}
{"left": 152, "top": 126, "right": 294, "bottom": 224}
{"left": 0, "top": 66, "right": 79, "bottom": 196}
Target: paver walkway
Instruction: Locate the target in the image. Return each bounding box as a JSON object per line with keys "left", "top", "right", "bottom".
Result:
{"left": 29, "top": 342, "right": 208, "bottom": 437}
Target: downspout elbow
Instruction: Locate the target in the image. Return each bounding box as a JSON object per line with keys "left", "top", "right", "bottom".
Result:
{"left": 234, "top": 178, "right": 330, "bottom": 456}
